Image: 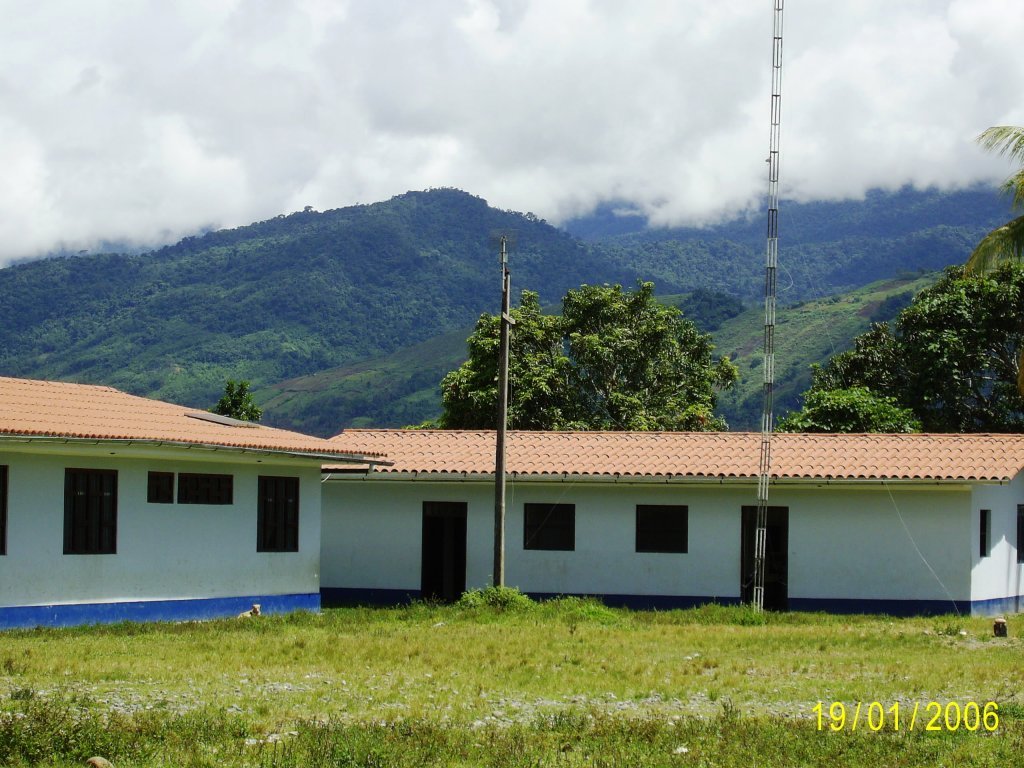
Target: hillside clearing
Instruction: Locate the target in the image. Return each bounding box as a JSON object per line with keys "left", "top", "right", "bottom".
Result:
{"left": 259, "top": 273, "right": 939, "bottom": 433}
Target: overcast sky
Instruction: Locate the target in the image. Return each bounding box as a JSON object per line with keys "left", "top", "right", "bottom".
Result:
{"left": 1, "top": 0, "right": 1022, "bottom": 264}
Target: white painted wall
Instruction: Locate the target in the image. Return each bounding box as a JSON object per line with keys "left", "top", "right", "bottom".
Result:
{"left": 775, "top": 485, "right": 971, "bottom": 603}
{"left": 505, "top": 483, "right": 738, "bottom": 598}
{"left": 321, "top": 478, "right": 437, "bottom": 591}
{"left": 322, "top": 480, "right": 740, "bottom": 597}
{"left": 0, "top": 448, "right": 322, "bottom": 607}
{"left": 322, "top": 477, "right": 974, "bottom": 605}
{"left": 970, "top": 475, "right": 1024, "bottom": 603}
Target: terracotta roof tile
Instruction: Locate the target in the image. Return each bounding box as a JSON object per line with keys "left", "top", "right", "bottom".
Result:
{"left": 0, "top": 376, "right": 380, "bottom": 460}
{"left": 328, "top": 429, "right": 1024, "bottom": 482}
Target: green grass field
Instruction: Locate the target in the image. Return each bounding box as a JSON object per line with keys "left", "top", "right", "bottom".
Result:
{"left": 2, "top": 598, "right": 1023, "bottom": 766}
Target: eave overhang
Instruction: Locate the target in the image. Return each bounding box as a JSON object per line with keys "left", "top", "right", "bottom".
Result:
{"left": 0, "top": 434, "right": 392, "bottom": 466}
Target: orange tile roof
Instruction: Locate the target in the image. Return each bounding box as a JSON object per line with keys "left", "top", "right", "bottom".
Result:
{"left": 328, "top": 429, "right": 1024, "bottom": 482}
{"left": 0, "top": 376, "right": 381, "bottom": 461}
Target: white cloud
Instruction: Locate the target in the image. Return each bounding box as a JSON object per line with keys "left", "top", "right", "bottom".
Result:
{"left": 0, "top": 0, "right": 1021, "bottom": 263}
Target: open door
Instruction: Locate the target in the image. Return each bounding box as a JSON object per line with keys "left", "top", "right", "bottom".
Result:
{"left": 741, "top": 506, "right": 789, "bottom": 611}
{"left": 421, "top": 501, "right": 467, "bottom": 602}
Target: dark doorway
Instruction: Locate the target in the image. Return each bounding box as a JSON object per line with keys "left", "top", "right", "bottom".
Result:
{"left": 421, "top": 501, "right": 467, "bottom": 602}
{"left": 741, "top": 506, "right": 789, "bottom": 611}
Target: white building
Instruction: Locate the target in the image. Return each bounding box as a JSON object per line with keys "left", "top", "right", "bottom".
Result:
{"left": 323, "top": 430, "right": 1024, "bottom": 616}
{"left": 4, "top": 374, "right": 1022, "bottom": 626}
{"left": 0, "top": 376, "right": 377, "bottom": 629}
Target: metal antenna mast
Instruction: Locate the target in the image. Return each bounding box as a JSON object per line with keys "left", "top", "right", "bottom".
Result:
{"left": 753, "top": 0, "right": 784, "bottom": 612}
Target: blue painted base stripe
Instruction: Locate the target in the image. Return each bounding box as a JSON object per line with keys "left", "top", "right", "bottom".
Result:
{"left": 0, "top": 593, "right": 320, "bottom": 630}
{"left": 9, "top": 589, "right": 1018, "bottom": 628}
{"left": 788, "top": 597, "right": 972, "bottom": 617}
{"left": 966, "top": 595, "right": 1024, "bottom": 616}
{"left": 322, "top": 587, "right": 1024, "bottom": 617}
{"left": 790, "top": 596, "right": 1024, "bottom": 617}
{"left": 321, "top": 587, "right": 740, "bottom": 610}
{"left": 321, "top": 587, "right": 418, "bottom": 606}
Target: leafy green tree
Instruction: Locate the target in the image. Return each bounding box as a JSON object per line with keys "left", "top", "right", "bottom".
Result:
{"left": 786, "top": 264, "right": 1024, "bottom": 432}
{"left": 808, "top": 323, "right": 903, "bottom": 396}
{"left": 436, "top": 282, "right": 738, "bottom": 431}
{"left": 966, "top": 126, "right": 1024, "bottom": 273}
{"left": 676, "top": 288, "right": 745, "bottom": 331}
{"left": 561, "top": 283, "right": 738, "bottom": 429}
{"left": 212, "top": 379, "right": 263, "bottom": 422}
{"left": 436, "top": 291, "right": 571, "bottom": 429}
{"left": 964, "top": 126, "right": 1024, "bottom": 392}
{"left": 776, "top": 387, "right": 921, "bottom": 433}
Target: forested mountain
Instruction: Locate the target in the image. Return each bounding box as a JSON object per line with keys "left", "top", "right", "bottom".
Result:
{"left": 575, "top": 185, "right": 1009, "bottom": 300}
{"left": 0, "top": 185, "right": 1012, "bottom": 431}
{"left": 255, "top": 288, "right": 748, "bottom": 436}
{"left": 257, "top": 328, "right": 471, "bottom": 436}
{"left": 564, "top": 185, "right": 1008, "bottom": 245}
{"left": 258, "top": 277, "right": 932, "bottom": 435}
{"left": 0, "top": 189, "right": 621, "bottom": 407}
{"left": 712, "top": 274, "right": 934, "bottom": 429}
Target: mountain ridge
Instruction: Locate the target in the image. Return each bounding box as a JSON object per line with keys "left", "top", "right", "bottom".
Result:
{"left": 0, "top": 185, "right": 1011, "bottom": 433}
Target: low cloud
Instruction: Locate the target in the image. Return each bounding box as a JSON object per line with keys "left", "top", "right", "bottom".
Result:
{"left": 0, "top": 0, "right": 1021, "bottom": 263}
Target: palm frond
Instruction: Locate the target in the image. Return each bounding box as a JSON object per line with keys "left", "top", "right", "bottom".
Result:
{"left": 965, "top": 214, "right": 1024, "bottom": 273}
{"left": 1002, "top": 167, "right": 1024, "bottom": 210}
{"left": 977, "top": 126, "right": 1024, "bottom": 165}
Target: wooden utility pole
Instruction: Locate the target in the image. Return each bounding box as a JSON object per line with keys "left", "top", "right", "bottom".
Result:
{"left": 493, "top": 235, "right": 513, "bottom": 587}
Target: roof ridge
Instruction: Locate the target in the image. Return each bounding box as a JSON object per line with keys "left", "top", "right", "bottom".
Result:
{"left": 0, "top": 375, "right": 385, "bottom": 460}
{"left": 333, "top": 428, "right": 751, "bottom": 436}
{"left": 333, "top": 428, "right": 1024, "bottom": 436}
{"left": 0, "top": 375, "right": 123, "bottom": 394}
{"left": 326, "top": 429, "right": 1024, "bottom": 481}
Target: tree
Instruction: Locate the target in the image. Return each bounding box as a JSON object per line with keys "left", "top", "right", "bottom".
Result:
{"left": 807, "top": 322, "right": 903, "bottom": 396}
{"left": 965, "top": 126, "right": 1024, "bottom": 392}
{"left": 776, "top": 387, "right": 921, "bottom": 433}
{"left": 435, "top": 282, "right": 738, "bottom": 431}
{"left": 784, "top": 264, "right": 1024, "bottom": 432}
{"left": 436, "top": 291, "right": 571, "bottom": 429}
{"left": 212, "top": 379, "right": 263, "bottom": 422}
{"left": 966, "top": 126, "right": 1024, "bottom": 273}
{"left": 561, "top": 283, "right": 738, "bottom": 430}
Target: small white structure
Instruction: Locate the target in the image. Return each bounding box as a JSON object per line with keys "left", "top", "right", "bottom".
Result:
{"left": 0, "top": 377, "right": 377, "bottom": 629}
{"left": 323, "top": 430, "right": 1024, "bottom": 616}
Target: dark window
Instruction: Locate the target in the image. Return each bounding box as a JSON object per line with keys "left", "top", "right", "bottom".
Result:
{"left": 980, "top": 509, "right": 991, "bottom": 558}
{"left": 178, "top": 473, "right": 233, "bottom": 504}
{"left": 64, "top": 469, "right": 117, "bottom": 555}
{"left": 0, "top": 465, "right": 7, "bottom": 555}
{"left": 147, "top": 471, "right": 174, "bottom": 503}
{"left": 1018, "top": 505, "right": 1024, "bottom": 564}
{"left": 258, "top": 476, "right": 299, "bottom": 552}
{"left": 636, "top": 504, "right": 688, "bottom": 553}
{"left": 524, "top": 503, "right": 575, "bottom": 551}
